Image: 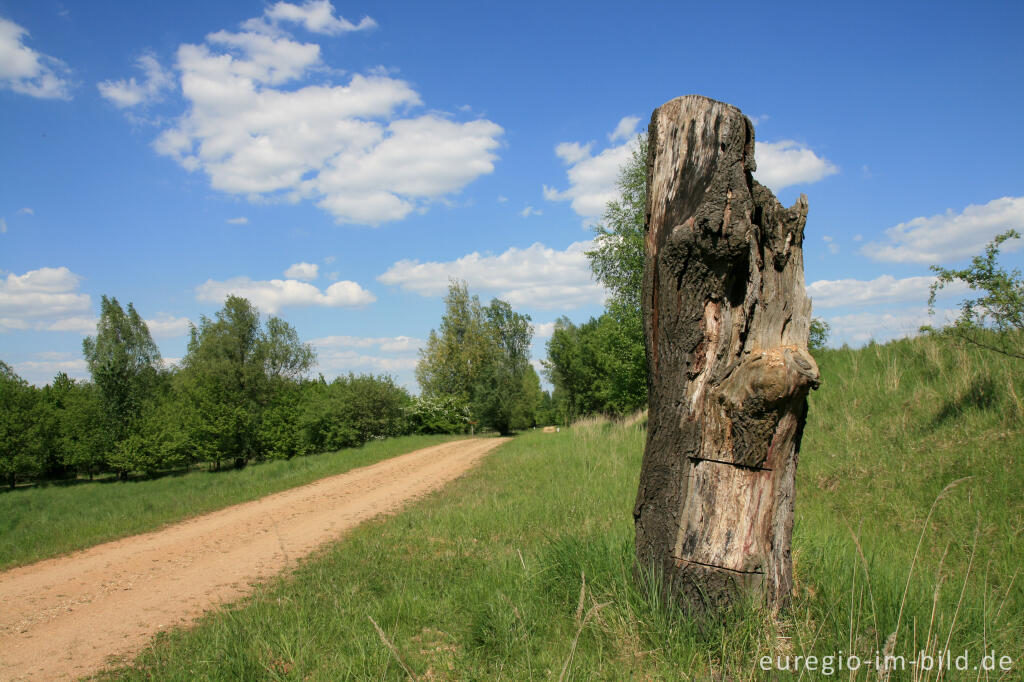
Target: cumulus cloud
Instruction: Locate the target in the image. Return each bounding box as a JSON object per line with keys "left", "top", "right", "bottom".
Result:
{"left": 260, "top": 0, "right": 376, "bottom": 35}
{"left": 0, "top": 267, "right": 91, "bottom": 320}
{"left": 129, "top": 3, "right": 501, "bottom": 226}
{"left": 824, "top": 307, "right": 958, "bottom": 347}
{"left": 378, "top": 240, "right": 604, "bottom": 309}
{"left": 284, "top": 262, "right": 319, "bottom": 281}
{"left": 315, "top": 349, "right": 418, "bottom": 374}
{"left": 226, "top": 216, "right": 249, "bottom": 225}
{"left": 310, "top": 334, "right": 421, "bottom": 379}
{"left": 544, "top": 119, "right": 640, "bottom": 224}
{"left": 12, "top": 354, "right": 89, "bottom": 385}
{"left": 754, "top": 140, "right": 838, "bottom": 192}
{"left": 43, "top": 316, "right": 97, "bottom": 333}
{"left": 807, "top": 274, "right": 968, "bottom": 310}
{"left": 0, "top": 16, "right": 72, "bottom": 99}
{"left": 310, "top": 335, "right": 422, "bottom": 352}
{"left": 520, "top": 205, "right": 541, "bottom": 218}
{"left": 861, "top": 196, "right": 1024, "bottom": 264}
{"left": 97, "top": 54, "right": 173, "bottom": 108}
{"left": 17, "top": 207, "right": 33, "bottom": 215}
{"left": 195, "top": 275, "right": 375, "bottom": 313}
{"left": 532, "top": 321, "right": 556, "bottom": 339}
{"left": 608, "top": 115, "right": 641, "bottom": 143}
{"left": 145, "top": 315, "right": 192, "bottom": 337}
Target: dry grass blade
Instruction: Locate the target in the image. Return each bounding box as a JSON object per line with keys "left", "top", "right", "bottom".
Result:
{"left": 369, "top": 615, "right": 419, "bottom": 681}
{"left": 936, "top": 523, "right": 979, "bottom": 682}
{"left": 845, "top": 522, "right": 881, "bottom": 654}
{"left": 894, "top": 477, "right": 973, "bottom": 644}
{"left": 559, "top": 572, "right": 608, "bottom": 682}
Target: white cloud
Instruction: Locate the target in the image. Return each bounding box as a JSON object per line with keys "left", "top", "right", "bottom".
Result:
{"left": 139, "top": 4, "right": 501, "bottom": 226}
{"left": 310, "top": 334, "right": 422, "bottom": 378}
{"left": 226, "top": 216, "right": 249, "bottom": 224}
{"left": 497, "top": 195, "right": 508, "bottom": 203}
{"left": 145, "top": 315, "right": 192, "bottom": 337}
{"left": 754, "top": 140, "right": 838, "bottom": 192}
{"left": 0, "top": 17, "right": 72, "bottom": 99}
{"left": 861, "top": 196, "right": 1024, "bottom": 264}
{"left": 17, "top": 207, "right": 33, "bottom": 215}
{"left": 544, "top": 126, "right": 638, "bottom": 224}
{"left": 195, "top": 275, "right": 375, "bottom": 313}
{"left": 0, "top": 218, "right": 6, "bottom": 234}
{"left": 315, "top": 349, "right": 418, "bottom": 374}
{"left": 0, "top": 267, "right": 91, "bottom": 320}
{"left": 608, "top": 115, "right": 641, "bottom": 143}
{"left": 824, "top": 307, "right": 958, "bottom": 347}
{"left": 532, "top": 321, "right": 556, "bottom": 339}
{"left": 284, "top": 261, "right": 319, "bottom": 281}
{"left": 310, "top": 335, "right": 422, "bottom": 352}
{"left": 261, "top": 0, "right": 377, "bottom": 35}
{"left": 43, "top": 316, "right": 96, "bottom": 333}
{"left": 98, "top": 54, "right": 173, "bottom": 108}
{"left": 520, "top": 205, "right": 541, "bottom": 218}
{"left": 12, "top": 354, "right": 89, "bottom": 386}
{"left": 807, "top": 274, "right": 967, "bottom": 310}
{"left": 378, "top": 240, "right": 604, "bottom": 310}
{"left": 0, "top": 317, "right": 30, "bottom": 332}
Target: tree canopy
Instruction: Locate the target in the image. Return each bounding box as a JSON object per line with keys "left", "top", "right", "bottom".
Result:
{"left": 925, "top": 229, "right": 1024, "bottom": 359}
{"left": 417, "top": 281, "right": 540, "bottom": 434}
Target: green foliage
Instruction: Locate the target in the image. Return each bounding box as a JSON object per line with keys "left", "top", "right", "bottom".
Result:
{"left": 543, "top": 313, "right": 646, "bottom": 422}
{"left": 300, "top": 374, "right": 412, "bottom": 452}
{"left": 181, "top": 296, "right": 315, "bottom": 467}
{"left": 586, "top": 133, "right": 647, "bottom": 317}
{"left": 415, "top": 281, "right": 491, "bottom": 403}
{"left": 0, "top": 362, "right": 44, "bottom": 487}
{"left": 471, "top": 298, "right": 536, "bottom": 435}
{"left": 57, "top": 379, "right": 111, "bottom": 478}
{"left": 404, "top": 395, "right": 471, "bottom": 434}
{"left": 417, "top": 282, "right": 539, "bottom": 434}
{"left": 808, "top": 316, "right": 831, "bottom": 351}
{"left": 82, "top": 296, "right": 162, "bottom": 475}
{"left": 1, "top": 294, "right": 417, "bottom": 488}
{"left": 925, "top": 229, "right": 1024, "bottom": 359}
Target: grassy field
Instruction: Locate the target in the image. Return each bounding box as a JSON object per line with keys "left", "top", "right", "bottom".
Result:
{"left": 96, "top": 334, "right": 1022, "bottom": 680}
{"left": 0, "top": 433, "right": 465, "bottom": 570}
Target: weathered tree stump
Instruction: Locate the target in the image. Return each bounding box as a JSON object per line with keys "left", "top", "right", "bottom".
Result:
{"left": 634, "top": 95, "right": 820, "bottom": 614}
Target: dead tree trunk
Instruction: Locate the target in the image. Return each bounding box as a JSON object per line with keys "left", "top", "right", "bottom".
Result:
{"left": 633, "top": 95, "right": 820, "bottom": 614}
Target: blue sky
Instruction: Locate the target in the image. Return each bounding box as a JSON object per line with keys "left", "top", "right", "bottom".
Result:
{"left": 2, "top": 0, "right": 1023, "bottom": 388}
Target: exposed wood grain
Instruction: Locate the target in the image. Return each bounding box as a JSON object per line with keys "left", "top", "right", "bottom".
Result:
{"left": 634, "top": 95, "right": 820, "bottom": 613}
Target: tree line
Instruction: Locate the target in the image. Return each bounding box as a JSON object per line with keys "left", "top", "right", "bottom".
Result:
{"left": 0, "top": 295, "right": 469, "bottom": 488}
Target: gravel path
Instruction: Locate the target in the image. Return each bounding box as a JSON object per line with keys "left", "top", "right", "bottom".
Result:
{"left": 0, "top": 437, "right": 506, "bottom": 680}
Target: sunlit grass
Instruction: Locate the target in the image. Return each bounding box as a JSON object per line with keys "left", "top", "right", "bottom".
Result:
{"left": 0, "top": 434, "right": 465, "bottom": 570}
{"left": 93, "top": 335, "right": 1023, "bottom": 679}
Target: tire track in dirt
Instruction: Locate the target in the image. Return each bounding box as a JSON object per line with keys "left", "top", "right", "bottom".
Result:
{"left": 0, "top": 437, "right": 507, "bottom": 680}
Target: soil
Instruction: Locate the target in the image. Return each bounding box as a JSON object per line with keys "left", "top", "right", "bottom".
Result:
{"left": 0, "top": 437, "right": 506, "bottom": 680}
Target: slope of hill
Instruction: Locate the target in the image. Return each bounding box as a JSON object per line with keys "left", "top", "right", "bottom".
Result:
{"left": 104, "top": 336, "right": 1022, "bottom": 680}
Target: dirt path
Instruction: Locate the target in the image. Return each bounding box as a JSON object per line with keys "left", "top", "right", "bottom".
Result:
{"left": 0, "top": 437, "right": 506, "bottom": 681}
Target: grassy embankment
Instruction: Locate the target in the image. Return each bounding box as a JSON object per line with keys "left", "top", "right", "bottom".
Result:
{"left": 98, "top": 334, "right": 1023, "bottom": 680}
{"left": 0, "top": 433, "right": 466, "bottom": 570}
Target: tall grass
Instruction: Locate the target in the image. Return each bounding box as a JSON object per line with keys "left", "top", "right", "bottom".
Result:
{"left": 86, "top": 335, "right": 1024, "bottom": 678}
{"left": 0, "top": 434, "right": 465, "bottom": 570}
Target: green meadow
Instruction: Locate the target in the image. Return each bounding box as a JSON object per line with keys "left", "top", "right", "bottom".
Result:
{"left": 92, "top": 335, "right": 1022, "bottom": 680}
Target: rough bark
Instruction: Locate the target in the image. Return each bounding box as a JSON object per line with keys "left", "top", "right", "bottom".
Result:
{"left": 633, "top": 95, "right": 820, "bottom": 614}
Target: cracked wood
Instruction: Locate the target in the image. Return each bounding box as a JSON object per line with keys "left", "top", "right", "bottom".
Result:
{"left": 634, "top": 95, "right": 820, "bottom": 614}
